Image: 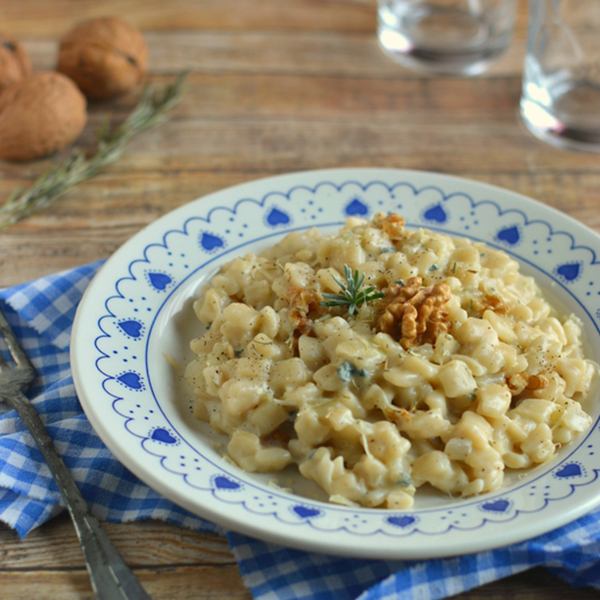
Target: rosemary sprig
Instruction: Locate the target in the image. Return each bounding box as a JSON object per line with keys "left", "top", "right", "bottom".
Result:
{"left": 319, "top": 264, "right": 385, "bottom": 315}
{"left": 0, "top": 70, "right": 189, "bottom": 230}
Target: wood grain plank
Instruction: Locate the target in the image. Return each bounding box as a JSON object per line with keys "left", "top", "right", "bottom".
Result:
{"left": 0, "top": 565, "right": 252, "bottom": 600}
{"left": 20, "top": 32, "right": 527, "bottom": 79}
{"left": 0, "top": 517, "right": 234, "bottom": 569}
{"left": 95, "top": 73, "right": 523, "bottom": 119}
{"left": 68, "top": 118, "right": 600, "bottom": 175}
{"left": 0, "top": 0, "right": 376, "bottom": 37}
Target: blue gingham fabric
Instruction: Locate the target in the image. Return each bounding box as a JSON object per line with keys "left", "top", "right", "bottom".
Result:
{"left": 1, "top": 262, "right": 600, "bottom": 600}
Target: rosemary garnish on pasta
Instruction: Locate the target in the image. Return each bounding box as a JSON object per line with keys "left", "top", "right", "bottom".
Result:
{"left": 319, "top": 264, "right": 385, "bottom": 315}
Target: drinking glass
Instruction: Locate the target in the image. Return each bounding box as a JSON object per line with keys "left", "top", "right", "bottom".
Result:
{"left": 377, "top": 0, "right": 517, "bottom": 76}
{"left": 521, "top": 0, "right": 600, "bottom": 152}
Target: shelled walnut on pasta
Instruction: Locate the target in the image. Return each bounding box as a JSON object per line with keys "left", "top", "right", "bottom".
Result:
{"left": 184, "top": 213, "right": 595, "bottom": 509}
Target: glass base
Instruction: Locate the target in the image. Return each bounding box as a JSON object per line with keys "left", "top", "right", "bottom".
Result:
{"left": 521, "top": 93, "right": 600, "bottom": 153}
{"left": 377, "top": 4, "right": 512, "bottom": 76}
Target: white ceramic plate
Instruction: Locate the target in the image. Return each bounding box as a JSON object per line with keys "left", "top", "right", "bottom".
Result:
{"left": 71, "top": 168, "right": 600, "bottom": 559}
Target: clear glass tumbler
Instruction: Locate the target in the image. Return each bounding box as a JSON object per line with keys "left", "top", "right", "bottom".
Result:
{"left": 377, "top": 0, "right": 517, "bottom": 76}
{"left": 521, "top": 0, "right": 600, "bottom": 151}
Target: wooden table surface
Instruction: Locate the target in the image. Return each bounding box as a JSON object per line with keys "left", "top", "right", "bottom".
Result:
{"left": 1, "top": 1, "right": 600, "bottom": 598}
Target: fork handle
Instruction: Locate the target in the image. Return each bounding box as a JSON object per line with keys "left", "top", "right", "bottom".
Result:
{"left": 8, "top": 391, "right": 152, "bottom": 600}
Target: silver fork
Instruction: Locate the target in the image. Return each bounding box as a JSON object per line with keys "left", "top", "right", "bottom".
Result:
{"left": 0, "top": 305, "right": 152, "bottom": 600}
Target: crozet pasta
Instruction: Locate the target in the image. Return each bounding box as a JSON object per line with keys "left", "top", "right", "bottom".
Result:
{"left": 184, "top": 214, "right": 595, "bottom": 509}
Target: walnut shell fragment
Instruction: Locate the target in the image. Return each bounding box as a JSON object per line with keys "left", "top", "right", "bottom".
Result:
{"left": 0, "top": 72, "right": 87, "bottom": 162}
{"left": 58, "top": 17, "right": 148, "bottom": 100}
{"left": 0, "top": 34, "right": 31, "bottom": 95}
{"left": 507, "top": 372, "right": 549, "bottom": 396}
{"left": 285, "top": 286, "right": 323, "bottom": 336}
{"left": 373, "top": 212, "right": 408, "bottom": 242}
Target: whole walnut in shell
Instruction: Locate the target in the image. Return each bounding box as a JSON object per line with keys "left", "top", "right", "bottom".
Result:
{"left": 0, "top": 72, "right": 87, "bottom": 161}
{"left": 58, "top": 17, "right": 148, "bottom": 100}
{"left": 0, "top": 34, "right": 31, "bottom": 95}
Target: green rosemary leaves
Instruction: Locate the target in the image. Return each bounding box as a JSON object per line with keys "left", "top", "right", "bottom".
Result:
{"left": 319, "top": 264, "right": 385, "bottom": 315}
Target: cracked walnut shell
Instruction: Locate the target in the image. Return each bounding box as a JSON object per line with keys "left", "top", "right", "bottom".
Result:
{"left": 0, "top": 34, "right": 31, "bottom": 95}
{"left": 0, "top": 72, "right": 87, "bottom": 162}
{"left": 58, "top": 17, "right": 148, "bottom": 100}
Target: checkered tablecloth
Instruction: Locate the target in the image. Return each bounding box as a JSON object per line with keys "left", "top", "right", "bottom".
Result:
{"left": 1, "top": 262, "right": 600, "bottom": 600}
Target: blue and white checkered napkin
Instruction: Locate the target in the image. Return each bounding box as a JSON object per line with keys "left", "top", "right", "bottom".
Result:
{"left": 2, "top": 262, "right": 600, "bottom": 600}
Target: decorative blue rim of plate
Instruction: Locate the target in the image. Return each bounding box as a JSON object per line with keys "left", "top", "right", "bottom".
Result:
{"left": 78, "top": 169, "right": 600, "bottom": 553}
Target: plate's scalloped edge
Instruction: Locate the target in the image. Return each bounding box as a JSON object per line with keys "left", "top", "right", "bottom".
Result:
{"left": 87, "top": 176, "right": 600, "bottom": 541}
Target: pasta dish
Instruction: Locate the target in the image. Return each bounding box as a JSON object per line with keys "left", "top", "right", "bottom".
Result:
{"left": 184, "top": 214, "right": 594, "bottom": 509}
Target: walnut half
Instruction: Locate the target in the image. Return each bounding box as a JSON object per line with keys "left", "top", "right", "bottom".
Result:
{"left": 377, "top": 276, "right": 452, "bottom": 349}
